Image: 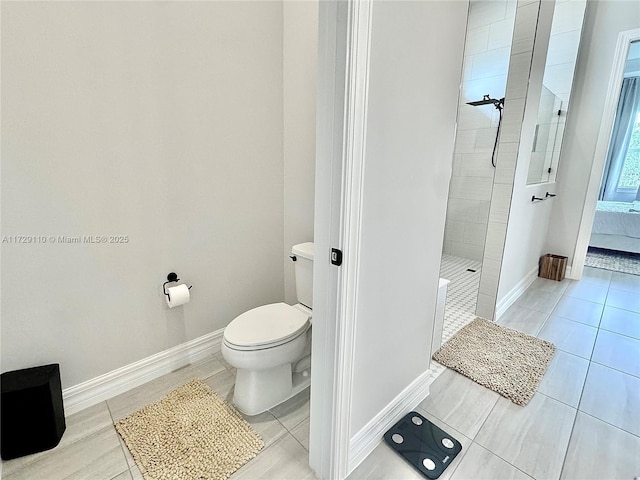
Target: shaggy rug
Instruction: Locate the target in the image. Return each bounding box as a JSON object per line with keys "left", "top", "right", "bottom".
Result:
{"left": 433, "top": 317, "right": 556, "bottom": 406}
{"left": 115, "top": 379, "right": 264, "bottom": 480}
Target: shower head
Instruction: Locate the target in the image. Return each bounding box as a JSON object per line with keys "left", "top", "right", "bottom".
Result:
{"left": 467, "top": 94, "right": 504, "bottom": 109}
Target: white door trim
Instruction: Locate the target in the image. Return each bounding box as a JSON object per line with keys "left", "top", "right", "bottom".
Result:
{"left": 571, "top": 28, "right": 640, "bottom": 280}
{"left": 331, "top": 0, "right": 373, "bottom": 477}
{"left": 309, "top": 1, "right": 373, "bottom": 479}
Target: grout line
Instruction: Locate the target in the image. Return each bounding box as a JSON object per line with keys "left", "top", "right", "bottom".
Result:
{"left": 577, "top": 410, "right": 640, "bottom": 439}
{"left": 587, "top": 359, "right": 640, "bottom": 379}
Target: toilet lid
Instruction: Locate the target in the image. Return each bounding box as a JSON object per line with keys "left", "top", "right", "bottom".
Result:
{"left": 224, "top": 302, "right": 310, "bottom": 348}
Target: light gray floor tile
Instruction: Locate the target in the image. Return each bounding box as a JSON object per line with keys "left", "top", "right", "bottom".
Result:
{"left": 346, "top": 441, "right": 424, "bottom": 480}
{"left": 110, "top": 470, "right": 133, "bottom": 480}
{"left": 497, "top": 305, "right": 549, "bottom": 336}
{"left": 537, "top": 316, "right": 598, "bottom": 359}
{"left": 243, "top": 411, "right": 289, "bottom": 448}
{"left": 290, "top": 418, "right": 310, "bottom": 451}
{"left": 269, "top": 388, "right": 310, "bottom": 431}
{"left": 116, "top": 434, "right": 136, "bottom": 471}
{"left": 581, "top": 266, "right": 612, "bottom": 286}
{"left": 561, "top": 412, "right": 640, "bottom": 480}
{"left": 2, "top": 426, "right": 128, "bottom": 480}
{"left": 214, "top": 351, "right": 237, "bottom": 374}
{"left": 512, "top": 288, "right": 563, "bottom": 314}
{"left": 230, "top": 433, "right": 316, "bottom": 480}
{"left": 130, "top": 464, "right": 144, "bottom": 480}
{"left": 551, "top": 296, "right": 604, "bottom": 327}
{"left": 203, "top": 368, "right": 289, "bottom": 447}
{"left": 600, "top": 305, "right": 640, "bottom": 340}
{"left": 411, "top": 409, "right": 472, "bottom": 480}
{"left": 107, "top": 356, "right": 226, "bottom": 421}
{"left": 605, "top": 288, "right": 640, "bottom": 314}
{"left": 536, "top": 351, "right": 589, "bottom": 408}
{"left": 348, "top": 410, "right": 471, "bottom": 480}
{"left": 530, "top": 277, "right": 570, "bottom": 294}
{"left": 564, "top": 280, "right": 608, "bottom": 304}
{"left": 579, "top": 362, "right": 640, "bottom": 436}
{"left": 2, "top": 401, "right": 115, "bottom": 476}
{"left": 475, "top": 394, "right": 576, "bottom": 480}
{"left": 450, "top": 442, "right": 533, "bottom": 480}
{"left": 203, "top": 368, "right": 236, "bottom": 403}
{"left": 417, "top": 369, "right": 500, "bottom": 439}
{"left": 592, "top": 329, "right": 640, "bottom": 377}
{"left": 609, "top": 271, "right": 640, "bottom": 294}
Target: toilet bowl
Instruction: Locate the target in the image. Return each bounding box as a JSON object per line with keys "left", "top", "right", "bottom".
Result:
{"left": 221, "top": 242, "right": 314, "bottom": 416}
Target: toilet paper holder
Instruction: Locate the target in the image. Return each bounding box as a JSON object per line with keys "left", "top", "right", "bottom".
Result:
{"left": 163, "top": 272, "right": 193, "bottom": 298}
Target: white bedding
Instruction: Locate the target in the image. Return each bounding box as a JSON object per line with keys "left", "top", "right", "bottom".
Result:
{"left": 591, "top": 201, "right": 640, "bottom": 238}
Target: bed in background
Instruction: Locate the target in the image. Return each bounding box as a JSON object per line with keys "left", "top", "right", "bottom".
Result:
{"left": 589, "top": 201, "right": 640, "bottom": 254}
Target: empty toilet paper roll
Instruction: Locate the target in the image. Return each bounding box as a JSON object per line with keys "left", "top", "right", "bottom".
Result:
{"left": 166, "top": 284, "right": 190, "bottom": 308}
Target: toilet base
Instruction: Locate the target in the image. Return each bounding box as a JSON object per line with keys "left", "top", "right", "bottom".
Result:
{"left": 233, "top": 364, "right": 311, "bottom": 416}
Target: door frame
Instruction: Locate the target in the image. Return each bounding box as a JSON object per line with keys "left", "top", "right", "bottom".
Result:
{"left": 571, "top": 28, "right": 640, "bottom": 279}
{"left": 309, "top": 1, "right": 373, "bottom": 479}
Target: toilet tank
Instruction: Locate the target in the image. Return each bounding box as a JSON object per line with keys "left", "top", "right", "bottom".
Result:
{"left": 292, "top": 242, "right": 314, "bottom": 309}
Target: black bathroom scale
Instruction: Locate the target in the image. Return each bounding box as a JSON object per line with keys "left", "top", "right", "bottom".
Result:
{"left": 383, "top": 411, "right": 462, "bottom": 479}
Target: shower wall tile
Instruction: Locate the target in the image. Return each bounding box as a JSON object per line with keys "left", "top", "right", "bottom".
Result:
{"left": 457, "top": 106, "right": 494, "bottom": 131}
{"left": 470, "top": 47, "right": 512, "bottom": 80}
{"left": 476, "top": 292, "right": 497, "bottom": 319}
{"left": 462, "top": 55, "right": 474, "bottom": 83}
{"left": 465, "top": 26, "right": 491, "bottom": 55}
{"left": 464, "top": 221, "right": 489, "bottom": 247}
{"left": 494, "top": 142, "right": 519, "bottom": 184}
{"left": 454, "top": 129, "right": 481, "bottom": 154}
{"left": 459, "top": 153, "right": 496, "bottom": 178}
{"left": 468, "top": 0, "right": 509, "bottom": 29}
{"left": 488, "top": 17, "right": 517, "bottom": 50}
{"left": 474, "top": 126, "right": 500, "bottom": 151}
{"left": 447, "top": 198, "right": 483, "bottom": 222}
{"left": 505, "top": 51, "right": 533, "bottom": 99}
{"left": 544, "top": 62, "right": 577, "bottom": 98}
{"left": 484, "top": 221, "right": 508, "bottom": 261}
{"left": 479, "top": 258, "right": 502, "bottom": 297}
{"left": 461, "top": 76, "right": 508, "bottom": 104}
{"left": 511, "top": 2, "right": 539, "bottom": 54}
{"left": 449, "top": 176, "right": 494, "bottom": 201}
{"left": 546, "top": 29, "right": 582, "bottom": 66}
{"left": 450, "top": 242, "right": 485, "bottom": 262}
{"left": 478, "top": 200, "right": 491, "bottom": 223}
{"left": 552, "top": 0, "right": 587, "bottom": 35}
{"left": 445, "top": 0, "right": 517, "bottom": 261}
{"left": 488, "top": 183, "right": 514, "bottom": 223}
{"left": 499, "top": 97, "right": 526, "bottom": 142}
{"left": 444, "top": 220, "right": 466, "bottom": 243}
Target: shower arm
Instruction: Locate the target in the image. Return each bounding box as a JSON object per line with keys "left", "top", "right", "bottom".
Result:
{"left": 466, "top": 95, "right": 505, "bottom": 168}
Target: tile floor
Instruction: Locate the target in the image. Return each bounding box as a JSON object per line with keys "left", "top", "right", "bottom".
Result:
{"left": 2, "top": 267, "right": 639, "bottom": 479}
{"left": 349, "top": 266, "right": 640, "bottom": 480}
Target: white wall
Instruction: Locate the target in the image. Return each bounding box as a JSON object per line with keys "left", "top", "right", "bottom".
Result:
{"left": 544, "top": 0, "right": 640, "bottom": 264}
{"left": 283, "top": 2, "right": 318, "bottom": 304}
{"left": 1, "top": 2, "right": 287, "bottom": 388}
{"left": 349, "top": 0, "right": 467, "bottom": 435}
{"left": 444, "top": 0, "right": 517, "bottom": 262}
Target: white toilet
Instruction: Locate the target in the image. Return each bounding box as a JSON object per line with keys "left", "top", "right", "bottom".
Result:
{"left": 221, "top": 242, "right": 314, "bottom": 415}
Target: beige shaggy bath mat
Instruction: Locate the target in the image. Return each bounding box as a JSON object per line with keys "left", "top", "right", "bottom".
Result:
{"left": 115, "top": 379, "right": 264, "bottom": 480}
{"left": 433, "top": 317, "right": 556, "bottom": 406}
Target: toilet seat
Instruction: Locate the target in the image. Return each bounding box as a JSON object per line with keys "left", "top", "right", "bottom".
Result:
{"left": 223, "top": 302, "right": 310, "bottom": 351}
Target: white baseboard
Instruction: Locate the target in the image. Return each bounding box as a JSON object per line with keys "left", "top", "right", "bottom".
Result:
{"left": 347, "top": 368, "right": 435, "bottom": 474}
{"left": 63, "top": 328, "right": 225, "bottom": 416}
{"left": 495, "top": 266, "right": 538, "bottom": 320}
{"left": 565, "top": 265, "right": 574, "bottom": 280}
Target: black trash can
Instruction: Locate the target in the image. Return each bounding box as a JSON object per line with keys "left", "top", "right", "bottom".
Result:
{"left": 1, "top": 364, "right": 66, "bottom": 460}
